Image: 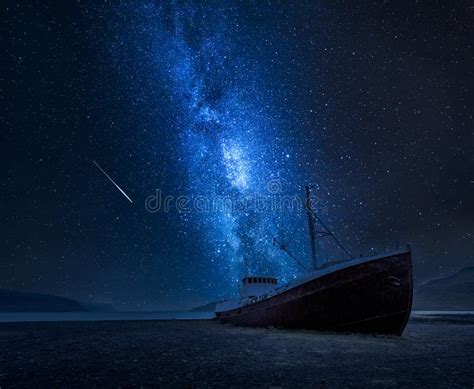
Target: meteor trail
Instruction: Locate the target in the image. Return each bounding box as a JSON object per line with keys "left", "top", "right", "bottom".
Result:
{"left": 92, "top": 160, "right": 133, "bottom": 203}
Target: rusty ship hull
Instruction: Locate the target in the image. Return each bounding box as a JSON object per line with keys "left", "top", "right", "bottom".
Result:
{"left": 216, "top": 249, "right": 412, "bottom": 336}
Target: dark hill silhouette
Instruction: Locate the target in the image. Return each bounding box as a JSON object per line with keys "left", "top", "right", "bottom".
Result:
{"left": 0, "top": 289, "right": 86, "bottom": 312}
{"left": 189, "top": 301, "right": 219, "bottom": 312}
{"left": 414, "top": 267, "right": 474, "bottom": 310}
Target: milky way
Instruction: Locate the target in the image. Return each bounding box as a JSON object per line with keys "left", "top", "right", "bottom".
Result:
{"left": 111, "top": 2, "right": 315, "bottom": 287}
{"left": 152, "top": 4, "right": 303, "bottom": 283}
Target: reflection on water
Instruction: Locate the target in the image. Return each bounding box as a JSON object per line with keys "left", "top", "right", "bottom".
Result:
{"left": 0, "top": 311, "right": 216, "bottom": 323}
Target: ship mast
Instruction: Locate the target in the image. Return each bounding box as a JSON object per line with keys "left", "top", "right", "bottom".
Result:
{"left": 274, "top": 185, "right": 351, "bottom": 274}
{"left": 305, "top": 185, "right": 318, "bottom": 271}
{"left": 305, "top": 185, "right": 352, "bottom": 269}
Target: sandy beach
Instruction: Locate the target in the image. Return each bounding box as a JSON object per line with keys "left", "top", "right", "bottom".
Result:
{"left": 0, "top": 314, "right": 473, "bottom": 387}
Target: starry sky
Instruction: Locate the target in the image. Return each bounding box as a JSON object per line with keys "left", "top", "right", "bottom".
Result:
{"left": 2, "top": 1, "right": 473, "bottom": 310}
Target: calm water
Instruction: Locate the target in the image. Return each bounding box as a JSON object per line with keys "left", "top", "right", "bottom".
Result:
{"left": 0, "top": 311, "right": 216, "bottom": 323}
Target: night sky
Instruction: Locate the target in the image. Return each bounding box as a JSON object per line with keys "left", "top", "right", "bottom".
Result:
{"left": 2, "top": 1, "right": 473, "bottom": 310}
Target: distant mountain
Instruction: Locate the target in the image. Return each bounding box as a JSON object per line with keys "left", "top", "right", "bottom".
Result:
{"left": 189, "top": 301, "right": 220, "bottom": 312}
{"left": 82, "top": 302, "right": 116, "bottom": 312}
{"left": 0, "top": 289, "right": 86, "bottom": 312}
{"left": 414, "top": 266, "right": 474, "bottom": 310}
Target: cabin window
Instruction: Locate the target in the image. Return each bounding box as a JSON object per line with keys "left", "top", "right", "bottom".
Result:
{"left": 258, "top": 277, "right": 262, "bottom": 283}
{"left": 248, "top": 278, "right": 252, "bottom": 284}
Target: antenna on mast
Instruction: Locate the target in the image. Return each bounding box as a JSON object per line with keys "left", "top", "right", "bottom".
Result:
{"left": 305, "top": 185, "right": 318, "bottom": 271}
{"left": 243, "top": 257, "right": 248, "bottom": 278}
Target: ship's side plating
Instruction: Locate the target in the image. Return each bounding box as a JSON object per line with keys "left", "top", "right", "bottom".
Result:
{"left": 216, "top": 250, "right": 412, "bottom": 335}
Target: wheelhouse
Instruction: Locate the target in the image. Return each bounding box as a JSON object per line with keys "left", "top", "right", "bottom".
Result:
{"left": 239, "top": 276, "right": 278, "bottom": 299}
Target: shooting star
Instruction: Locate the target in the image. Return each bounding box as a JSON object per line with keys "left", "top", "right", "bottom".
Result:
{"left": 92, "top": 160, "right": 133, "bottom": 203}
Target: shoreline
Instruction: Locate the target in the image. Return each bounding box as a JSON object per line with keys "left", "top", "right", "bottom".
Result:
{"left": 0, "top": 310, "right": 472, "bottom": 323}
